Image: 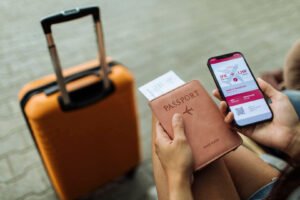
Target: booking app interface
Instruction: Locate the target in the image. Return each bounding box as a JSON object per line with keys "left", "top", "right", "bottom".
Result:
{"left": 210, "top": 54, "right": 272, "bottom": 126}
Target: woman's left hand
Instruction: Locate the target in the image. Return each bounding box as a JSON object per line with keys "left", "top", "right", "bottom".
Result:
{"left": 155, "top": 113, "right": 194, "bottom": 181}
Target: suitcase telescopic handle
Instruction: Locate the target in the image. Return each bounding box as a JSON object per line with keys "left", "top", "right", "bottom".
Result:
{"left": 41, "top": 6, "right": 110, "bottom": 105}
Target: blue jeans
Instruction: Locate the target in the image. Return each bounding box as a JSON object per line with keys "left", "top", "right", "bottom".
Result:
{"left": 248, "top": 178, "right": 277, "bottom": 200}
{"left": 284, "top": 90, "right": 300, "bottom": 118}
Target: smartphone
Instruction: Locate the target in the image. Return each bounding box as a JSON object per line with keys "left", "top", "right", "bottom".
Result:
{"left": 207, "top": 52, "right": 273, "bottom": 127}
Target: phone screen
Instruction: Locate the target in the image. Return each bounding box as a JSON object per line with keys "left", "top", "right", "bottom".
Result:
{"left": 208, "top": 52, "right": 273, "bottom": 126}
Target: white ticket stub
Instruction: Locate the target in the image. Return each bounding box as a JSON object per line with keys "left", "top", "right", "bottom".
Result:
{"left": 139, "top": 71, "right": 185, "bottom": 101}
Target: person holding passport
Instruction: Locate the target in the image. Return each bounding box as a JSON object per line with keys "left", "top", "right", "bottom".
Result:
{"left": 152, "top": 78, "right": 300, "bottom": 200}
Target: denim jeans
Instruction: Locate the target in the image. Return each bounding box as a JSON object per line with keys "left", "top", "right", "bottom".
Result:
{"left": 283, "top": 90, "right": 300, "bottom": 118}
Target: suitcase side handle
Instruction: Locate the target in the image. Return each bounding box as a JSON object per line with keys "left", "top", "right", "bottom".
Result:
{"left": 40, "top": 6, "right": 110, "bottom": 105}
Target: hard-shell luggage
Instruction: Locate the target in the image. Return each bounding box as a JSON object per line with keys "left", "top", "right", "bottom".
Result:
{"left": 19, "top": 6, "right": 140, "bottom": 200}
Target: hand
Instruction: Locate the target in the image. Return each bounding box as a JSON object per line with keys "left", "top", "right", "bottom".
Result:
{"left": 155, "top": 113, "right": 194, "bottom": 181}
{"left": 212, "top": 78, "right": 300, "bottom": 157}
{"left": 260, "top": 69, "right": 283, "bottom": 90}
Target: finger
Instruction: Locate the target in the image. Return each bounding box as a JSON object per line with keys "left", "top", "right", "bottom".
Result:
{"left": 155, "top": 122, "right": 171, "bottom": 145}
{"left": 273, "top": 69, "right": 283, "bottom": 82}
{"left": 261, "top": 76, "right": 280, "bottom": 90}
{"left": 239, "top": 125, "right": 256, "bottom": 136}
{"left": 172, "top": 113, "right": 186, "bottom": 139}
{"left": 257, "top": 78, "right": 279, "bottom": 99}
{"left": 224, "top": 112, "right": 234, "bottom": 124}
{"left": 212, "top": 89, "right": 223, "bottom": 101}
{"left": 219, "top": 101, "right": 228, "bottom": 116}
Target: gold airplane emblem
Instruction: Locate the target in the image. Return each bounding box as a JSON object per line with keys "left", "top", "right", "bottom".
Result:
{"left": 183, "top": 105, "right": 193, "bottom": 115}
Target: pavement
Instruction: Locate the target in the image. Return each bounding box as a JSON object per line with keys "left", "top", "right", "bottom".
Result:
{"left": 1, "top": 0, "right": 300, "bottom": 199}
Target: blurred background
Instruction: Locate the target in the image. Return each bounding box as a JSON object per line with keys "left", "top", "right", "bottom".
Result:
{"left": 1, "top": 0, "right": 300, "bottom": 199}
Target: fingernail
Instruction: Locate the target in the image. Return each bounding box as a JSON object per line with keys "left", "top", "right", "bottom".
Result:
{"left": 173, "top": 113, "right": 182, "bottom": 123}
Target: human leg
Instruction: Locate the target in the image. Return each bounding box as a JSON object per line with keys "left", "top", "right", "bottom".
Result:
{"left": 191, "top": 159, "right": 240, "bottom": 200}
{"left": 224, "top": 146, "right": 279, "bottom": 200}
{"left": 152, "top": 116, "right": 170, "bottom": 200}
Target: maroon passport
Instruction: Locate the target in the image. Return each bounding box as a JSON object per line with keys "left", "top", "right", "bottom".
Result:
{"left": 150, "top": 80, "right": 242, "bottom": 170}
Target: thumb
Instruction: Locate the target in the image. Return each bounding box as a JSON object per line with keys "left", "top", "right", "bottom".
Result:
{"left": 172, "top": 113, "right": 186, "bottom": 139}
{"left": 257, "top": 78, "right": 279, "bottom": 99}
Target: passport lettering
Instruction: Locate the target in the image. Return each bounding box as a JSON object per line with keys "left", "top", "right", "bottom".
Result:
{"left": 163, "top": 90, "right": 199, "bottom": 111}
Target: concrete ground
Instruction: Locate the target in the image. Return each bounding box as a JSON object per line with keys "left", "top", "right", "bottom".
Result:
{"left": 1, "top": 0, "right": 300, "bottom": 199}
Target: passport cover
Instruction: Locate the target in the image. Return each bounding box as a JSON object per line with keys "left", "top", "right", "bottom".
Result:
{"left": 150, "top": 80, "right": 242, "bottom": 170}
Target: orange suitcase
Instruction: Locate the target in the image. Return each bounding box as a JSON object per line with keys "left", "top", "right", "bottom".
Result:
{"left": 19, "top": 6, "right": 140, "bottom": 200}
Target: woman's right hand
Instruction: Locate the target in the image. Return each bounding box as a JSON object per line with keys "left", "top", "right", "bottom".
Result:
{"left": 213, "top": 78, "right": 300, "bottom": 161}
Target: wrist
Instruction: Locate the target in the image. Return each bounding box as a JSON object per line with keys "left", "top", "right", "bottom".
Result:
{"left": 168, "top": 172, "right": 192, "bottom": 200}
{"left": 167, "top": 172, "right": 193, "bottom": 200}
{"left": 167, "top": 171, "right": 191, "bottom": 191}
{"left": 286, "top": 123, "right": 300, "bottom": 165}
